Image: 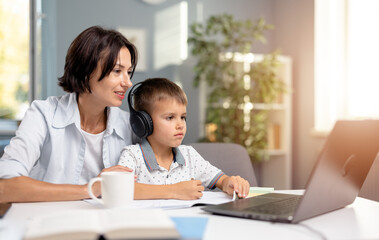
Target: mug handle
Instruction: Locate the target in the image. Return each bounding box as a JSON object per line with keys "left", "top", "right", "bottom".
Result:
{"left": 87, "top": 177, "right": 104, "bottom": 206}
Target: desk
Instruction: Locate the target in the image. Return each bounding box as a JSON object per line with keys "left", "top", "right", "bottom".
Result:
{"left": 2, "top": 191, "right": 379, "bottom": 240}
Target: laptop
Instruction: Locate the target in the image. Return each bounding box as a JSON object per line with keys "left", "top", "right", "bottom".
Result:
{"left": 202, "top": 120, "right": 379, "bottom": 223}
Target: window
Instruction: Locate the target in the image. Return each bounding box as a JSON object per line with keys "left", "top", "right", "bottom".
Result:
{"left": 314, "top": 0, "right": 379, "bottom": 132}
{"left": 0, "top": 0, "right": 30, "bottom": 121}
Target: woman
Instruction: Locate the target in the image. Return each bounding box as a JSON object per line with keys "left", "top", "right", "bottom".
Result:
{"left": 0, "top": 26, "right": 138, "bottom": 202}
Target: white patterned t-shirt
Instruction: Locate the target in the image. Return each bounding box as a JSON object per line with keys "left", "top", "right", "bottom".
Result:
{"left": 118, "top": 139, "right": 224, "bottom": 189}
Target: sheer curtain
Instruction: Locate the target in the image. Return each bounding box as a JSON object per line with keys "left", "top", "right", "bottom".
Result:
{"left": 314, "top": 0, "right": 379, "bottom": 132}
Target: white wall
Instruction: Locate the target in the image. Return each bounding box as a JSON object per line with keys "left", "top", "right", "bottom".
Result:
{"left": 40, "top": 0, "right": 274, "bottom": 145}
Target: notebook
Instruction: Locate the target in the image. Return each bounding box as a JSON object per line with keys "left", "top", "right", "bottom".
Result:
{"left": 202, "top": 120, "right": 379, "bottom": 223}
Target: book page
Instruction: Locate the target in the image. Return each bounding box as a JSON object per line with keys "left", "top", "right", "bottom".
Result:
{"left": 100, "top": 208, "right": 175, "bottom": 229}
{"left": 25, "top": 210, "right": 101, "bottom": 240}
{"left": 25, "top": 208, "right": 179, "bottom": 240}
{"left": 100, "top": 208, "right": 179, "bottom": 239}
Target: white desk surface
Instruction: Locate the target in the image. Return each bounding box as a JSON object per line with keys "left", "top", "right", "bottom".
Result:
{"left": 2, "top": 190, "right": 379, "bottom": 240}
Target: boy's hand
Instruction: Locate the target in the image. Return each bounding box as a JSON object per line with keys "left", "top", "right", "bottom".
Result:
{"left": 171, "top": 180, "right": 204, "bottom": 200}
{"left": 221, "top": 176, "right": 250, "bottom": 198}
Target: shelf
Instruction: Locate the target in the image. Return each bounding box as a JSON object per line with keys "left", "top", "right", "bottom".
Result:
{"left": 266, "top": 149, "right": 287, "bottom": 156}
{"left": 208, "top": 103, "right": 287, "bottom": 110}
{"left": 204, "top": 53, "right": 292, "bottom": 190}
{"left": 251, "top": 103, "right": 286, "bottom": 110}
{"left": 258, "top": 149, "right": 287, "bottom": 156}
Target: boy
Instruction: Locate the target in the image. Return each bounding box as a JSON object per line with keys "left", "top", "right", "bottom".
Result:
{"left": 118, "top": 78, "right": 250, "bottom": 200}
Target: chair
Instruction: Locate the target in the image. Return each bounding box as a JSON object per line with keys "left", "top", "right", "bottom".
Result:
{"left": 189, "top": 142, "right": 258, "bottom": 187}
{"left": 359, "top": 153, "right": 379, "bottom": 202}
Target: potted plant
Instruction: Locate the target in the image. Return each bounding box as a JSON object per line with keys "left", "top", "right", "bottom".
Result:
{"left": 188, "top": 14, "right": 287, "bottom": 162}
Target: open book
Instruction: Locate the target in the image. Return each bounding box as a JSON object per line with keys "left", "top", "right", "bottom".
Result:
{"left": 85, "top": 189, "right": 275, "bottom": 210}
{"left": 127, "top": 188, "right": 275, "bottom": 209}
{"left": 24, "top": 208, "right": 179, "bottom": 240}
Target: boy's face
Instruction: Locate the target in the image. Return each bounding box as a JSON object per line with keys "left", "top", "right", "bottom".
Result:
{"left": 147, "top": 98, "right": 187, "bottom": 149}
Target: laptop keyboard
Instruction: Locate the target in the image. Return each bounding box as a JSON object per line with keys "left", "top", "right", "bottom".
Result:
{"left": 246, "top": 195, "right": 302, "bottom": 215}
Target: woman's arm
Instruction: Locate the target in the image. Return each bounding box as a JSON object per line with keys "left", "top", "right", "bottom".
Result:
{"left": 134, "top": 179, "right": 204, "bottom": 200}
{"left": 0, "top": 176, "right": 88, "bottom": 203}
{"left": 0, "top": 176, "right": 205, "bottom": 203}
{"left": 0, "top": 165, "right": 132, "bottom": 203}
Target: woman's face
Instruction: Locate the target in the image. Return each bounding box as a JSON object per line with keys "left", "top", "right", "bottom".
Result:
{"left": 88, "top": 47, "right": 133, "bottom": 108}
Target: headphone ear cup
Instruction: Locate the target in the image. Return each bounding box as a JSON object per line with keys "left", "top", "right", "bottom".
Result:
{"left": 130, "top": 110, "right": 153, "bottom": 138}
{"left": 139, "top": 110, "right": 153, "bottom": 137}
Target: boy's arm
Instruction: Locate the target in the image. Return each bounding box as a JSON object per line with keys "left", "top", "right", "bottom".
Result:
{"left": 134, "top": 180, "right": 204, "bottom": 200}
{"left": 215, "top": 175, "right": 250, "bottom": 198}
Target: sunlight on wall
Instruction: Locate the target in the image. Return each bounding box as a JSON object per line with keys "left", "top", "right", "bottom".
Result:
{"left": 347, "top": 0, "right": 379, "bottom": 117}
{"left": 315, "top": 0, "right": 379, "bottom": 132}
{"left": 154, "top": 1, "right": 188, "bottom": 70}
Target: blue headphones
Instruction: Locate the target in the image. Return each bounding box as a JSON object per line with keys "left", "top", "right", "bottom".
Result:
{"left": 127, "top": 82, "right": 153, "bottom": 138}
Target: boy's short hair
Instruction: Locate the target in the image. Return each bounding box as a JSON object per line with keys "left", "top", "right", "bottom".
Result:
{"left": 133, "top": 78, "right": 187, "bottom": 115}
{"left": 58, "top": 25, "right": 138, "bottom": 94}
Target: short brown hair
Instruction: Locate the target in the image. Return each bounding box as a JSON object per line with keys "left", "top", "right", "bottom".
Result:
{"left": 58, "top": 26, "right": 138, "bottom": 93}
{"left": 133, "top": 78, "right": 187, "bottom": 115}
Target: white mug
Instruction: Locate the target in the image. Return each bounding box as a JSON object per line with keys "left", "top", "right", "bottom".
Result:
{"left": 88, "top": 171, "right": 134, "bottom": 209}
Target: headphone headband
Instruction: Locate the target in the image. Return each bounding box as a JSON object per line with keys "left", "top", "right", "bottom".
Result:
{"left": 127, "top": 81, "right": 143, "bottom": 114}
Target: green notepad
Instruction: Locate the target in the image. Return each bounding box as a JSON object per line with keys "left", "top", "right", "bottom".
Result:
{"left": 171, "top": 217, "right": 208, "bottom": 239}
{"left": 248, "top": 187, "right": 274, "bottom": 197}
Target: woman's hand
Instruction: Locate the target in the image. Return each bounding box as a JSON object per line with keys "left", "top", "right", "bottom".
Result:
{"left": 99, "top": 165, "right": 137, "bottom": 180}
{"left": 219, "top": 175, "right": 250, "bottom": 198}
{"left": 97, "top": 165, "right": 134, "bottom": 176}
